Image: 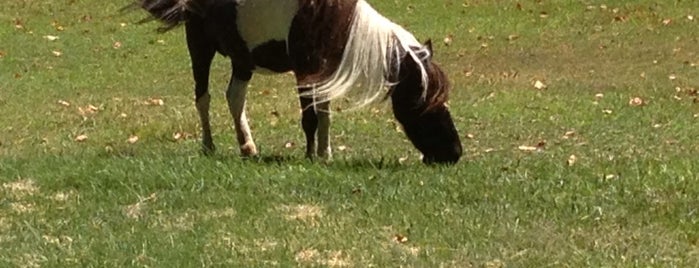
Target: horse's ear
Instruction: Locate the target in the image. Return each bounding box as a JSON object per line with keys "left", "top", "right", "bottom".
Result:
{"left": 424, "top": 39, "right": 434, "bottom": 56}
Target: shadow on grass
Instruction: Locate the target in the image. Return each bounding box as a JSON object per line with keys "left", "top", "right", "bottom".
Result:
{"left": 93, "top": 144, "right": 456, "bottom": 170}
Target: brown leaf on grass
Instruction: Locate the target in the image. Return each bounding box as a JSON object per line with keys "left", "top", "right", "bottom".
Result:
{"left": 519, "top": 140, "right": 546, "bottom": 152}
{"left": 78, "top": 105, "right": 99, "bottom": 116}
{"left": 507, "top": 34, "right": 520, "bottom": 41}
{"left": 173, "top": 132, "right": 193, "bottom": 141}
{"left": 51, "top": 50, "right": 62, "bottom": 57}
{"left": 145, "top": 98, "right": 164, "bottom": 106}
{"left": 52, "top": 21, "right": 64, "bottom": 31}
{"left": 628, "top": 97, "right": 645, "bottom": 106}
{"left": 614, "top": 16, "right": 628, "bottom": 22}
{"left": 127, "top": 135, "right": 139, "bottom": 144}
{"left": 57, "top": 100, "right": 70, "bottom": 107}
{"left": 443, "top": 34, "right": 453, "bottom": 46}
{"left": 43, "top": 35, "right": 59, "bottom": 41}
{"left": 662, "top": 18, "right": 672, "bottom": 25}
{"left": 533, "top": 80, "right": 547, "bottom": 90}
{"left": 562, "top": 131, "right": 576, "bottom": 139}
{"left": 13, "top": 18, "right": 24, "bottom": 29}
{"left": 393, "top": 234, "right": 409, "bottom": 244}
{"left": 74, "top": 134, "right": 88, "bottom": 142}
{"left": 113, "top": 41, "right": 122, "bottom": 49}
{"left": 567, "top": 155, "right": 578, "bottom": 166}
{"left": 0, "top": 51, "right": 5, "bottom": 58}
{"left": 518, "top": 145, "right": 538, "bottom": 151}
{"left": 337, "top": 145, "right": 347, "bottom": 152}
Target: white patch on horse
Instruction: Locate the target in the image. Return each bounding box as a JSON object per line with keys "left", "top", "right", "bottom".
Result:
{"left": 236, "top": 0, "right": 298, "bottom": 52}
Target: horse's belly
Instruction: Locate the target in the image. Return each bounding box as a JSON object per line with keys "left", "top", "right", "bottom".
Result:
{"left": 236, "top": 0, "right": 299, "bottom": 50}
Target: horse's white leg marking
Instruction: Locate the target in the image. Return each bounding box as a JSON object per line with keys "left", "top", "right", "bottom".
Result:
{"left": 196, "top": 92, "right": 215, "bottom": 153}
{"left": 226, "top": 78, "right": 258, "bottom": 156}
{"left": 316, "top": 102, "right": 332, "bottom": 159}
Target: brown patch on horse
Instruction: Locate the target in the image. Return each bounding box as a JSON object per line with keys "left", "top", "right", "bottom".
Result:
{"left": 289, "top": 0, "right": 359, "bottom": 83}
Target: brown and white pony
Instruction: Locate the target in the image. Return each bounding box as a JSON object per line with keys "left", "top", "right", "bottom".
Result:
{"left": 128, "top": 0, "right": 462, "bottom": 164}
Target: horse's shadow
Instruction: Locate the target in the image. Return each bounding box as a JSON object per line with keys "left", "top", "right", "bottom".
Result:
{"left": 240, "top": 154, "right": 408, "bottom": 170}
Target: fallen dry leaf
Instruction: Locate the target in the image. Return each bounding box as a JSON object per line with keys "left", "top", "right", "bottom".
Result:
{"left": 337, "top": 145, "right": 347, "bottom": 151}
{"left": 78, "top": 105, "right": 99, "bottom": 116}
{"left": 145, "top": 98, "right": 164, "bottom": 106}
{"left": 173, "top": 132, "right": 192, "bottom": 141}
{"left": 284, "top": 141, "right": 295, "bottom": 149}
{"left": 629, "top": 97, "right": 645, "bottom": 106}
{"left": 393, "top": 234, "right": 409, "bottom": 244}
{"left": 602, "top": 109, "right": 613, "bottom": 114}
{"left": 13, "top": 18, "right": 24, "bottom": 29}
{"left": 51, "top": 50, "right": 62, "bottom": 57}
{"left": 113, "top": 41, "right": 122, "bottom": 49}
{"left": 567, "top": 155, "right": 578, "bottom": 166}
{"left": 127, "top": 135, "right": 139, "bottom": 144}
{"left": 688, "top": 15, "right": 695, "bottom": 21}
{"left": 52, "top": 21, "right": 64, "bottom": 31}
{"left": 662, "top": 18, "right": 672, "bottom": 25}
{"left": 518, "top": 145, "right": 538, "bottom": 152}
{"left": 563, "top": 131, "right": 576, "bottom": 139}
{"left": 43, "top": 35, "right": 59, "bottom": 41}
{"left": 443, "top": 34, "right": 453, "bottom": 46}
{"left": 533, "top": 80, "right": 547, "bottom": 90}
{"left": 57, "top": 100, "right": 70, "bottom": 107}
{"left": 74, "top": 134, "right": 88, "bottom": 142}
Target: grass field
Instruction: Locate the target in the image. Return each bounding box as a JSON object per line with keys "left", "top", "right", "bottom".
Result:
{"left": 1, "top": 0, "right": 698, "bottom": 267}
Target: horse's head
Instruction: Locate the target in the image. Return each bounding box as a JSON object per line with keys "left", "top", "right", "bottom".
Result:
{"left": 390, "top": 40, "right": 463, "bottom": 164}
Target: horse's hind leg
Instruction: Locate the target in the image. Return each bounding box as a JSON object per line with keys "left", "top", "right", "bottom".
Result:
{"left": 297, "top": 87, "right": 332, "bottom": 160}
{"left": 226, "top": 66, "right": 258, "bottom": 157}
{"left": 315, "top": 101, "right": 331, "bottom": 159}
{"left": 186, "top": 20, "right": 216, "bottom": 154}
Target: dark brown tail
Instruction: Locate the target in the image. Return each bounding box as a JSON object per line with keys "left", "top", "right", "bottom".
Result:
{"left": 124, "top": 0, "right": 197, "bottom": 32}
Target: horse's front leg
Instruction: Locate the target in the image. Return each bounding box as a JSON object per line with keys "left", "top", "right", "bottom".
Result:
{"left": 186, "top": 20, "right": 216, "bottom": 154}
{"left": 226, "top": 67, "right": 258, "bottom": 157}
{"left": 297, "top": 88, "right": 332, "bottom": 160}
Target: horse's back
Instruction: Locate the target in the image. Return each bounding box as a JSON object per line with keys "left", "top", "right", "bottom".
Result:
{"left": 236, "top": 0, "right": 299, "bottom": 50}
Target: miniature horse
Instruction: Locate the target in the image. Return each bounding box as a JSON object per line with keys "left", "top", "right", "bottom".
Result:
{"left": 130, "top": 0, "right": 462, "bottom": 164}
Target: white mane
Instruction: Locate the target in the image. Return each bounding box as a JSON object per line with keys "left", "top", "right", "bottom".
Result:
{"left": 300, "top": 0, "right": 430, "bottom": 110}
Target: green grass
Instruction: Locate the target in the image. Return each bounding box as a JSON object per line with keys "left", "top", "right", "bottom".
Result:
{"left": 1, "top": 0, "right": 698, "bottom": 267}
